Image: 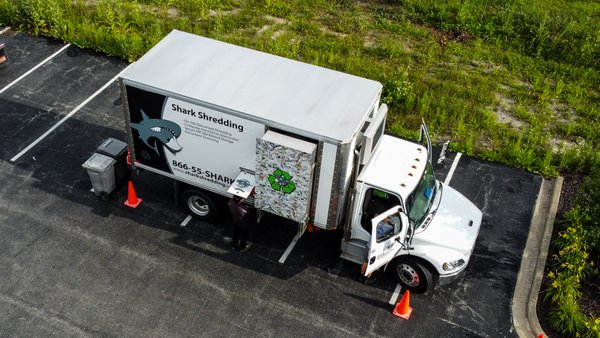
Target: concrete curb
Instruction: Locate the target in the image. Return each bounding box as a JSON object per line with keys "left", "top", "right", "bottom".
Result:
{"left": 512, "top": 176, "right": 564, "bottom": 338}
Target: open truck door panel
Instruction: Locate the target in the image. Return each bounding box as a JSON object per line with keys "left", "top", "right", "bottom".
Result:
{"left": 364, "top": 207, "right": 409, "bottom": 277}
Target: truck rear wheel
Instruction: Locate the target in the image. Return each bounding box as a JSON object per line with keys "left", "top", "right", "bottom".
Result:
{"left": 391, "top": 257, "right": 433, "bottom": 293}
{"left": 181, "top": 189, "right": 217, "bottom": 221}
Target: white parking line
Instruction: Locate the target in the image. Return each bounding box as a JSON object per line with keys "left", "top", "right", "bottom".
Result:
{"left": 180, "top": 215, "right": 192, "bottom": 228}
{"left": 0, "top": 43, "right": 71, "bottom": 95}
{"left": 389, "top": 283, "right": 402, "bottom": 305}
{"left": 10, "top": 68, "right": 127, "bottom": 162}
{"left": 0, "top": 27, "right": 10, "bottom": 35}
{"left": 444, "top": 152, "right": 462, "bottom": 185}
{"left": 278, "top": 231, "right": 303, "bottom": 264}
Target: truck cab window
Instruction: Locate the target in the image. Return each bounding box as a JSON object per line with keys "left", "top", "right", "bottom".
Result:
{"left": 376, "top": 212, "right": 402, "bottom": 242}
{"left": 361, "top": 188, "right": 400, "bottom": 233}
{"left": 407, "top": 161, "right": 437, "bottom": 227}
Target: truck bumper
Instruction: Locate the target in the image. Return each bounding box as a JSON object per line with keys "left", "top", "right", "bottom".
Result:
{"left": 438, "top": 265, "right": 468, "bottom": 286}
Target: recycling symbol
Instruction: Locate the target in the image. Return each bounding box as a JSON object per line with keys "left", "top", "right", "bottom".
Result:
{"left": 268, "top": 169, "right": 296, "bottom": 194}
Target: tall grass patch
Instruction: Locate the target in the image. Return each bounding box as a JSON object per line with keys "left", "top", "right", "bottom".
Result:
{"left": 0, "top": 0, "right": 598, "bottom": 175}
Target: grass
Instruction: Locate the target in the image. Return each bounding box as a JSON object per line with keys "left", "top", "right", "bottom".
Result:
{"left": 1, "top": 0, "right": 599, "bottom": 176}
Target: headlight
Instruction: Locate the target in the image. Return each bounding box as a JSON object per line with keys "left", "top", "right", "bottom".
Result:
{"left": 442, "top": 259, "right": 465, "bottom": 271}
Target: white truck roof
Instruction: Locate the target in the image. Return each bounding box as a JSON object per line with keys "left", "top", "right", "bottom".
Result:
{"left": 358, "top": 135, "right": 428, "bottom": 200}
{"left": 120, "top": 30, "right": 382, "bottom": 143}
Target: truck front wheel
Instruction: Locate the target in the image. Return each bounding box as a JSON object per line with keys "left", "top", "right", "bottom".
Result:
{"left": 181, "top": 189, "right": 217, "bottom": 221}
{"left": 390, "top": 257, "right": 433, "bottom": 293}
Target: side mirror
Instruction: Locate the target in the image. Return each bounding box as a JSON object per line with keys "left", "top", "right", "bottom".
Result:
{"left": 437, "top": 140, "right": 449, "bottom": 165}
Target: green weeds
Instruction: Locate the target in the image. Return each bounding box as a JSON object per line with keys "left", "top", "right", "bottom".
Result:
{"left": 0, "top": 0, "right": 598, "bottom": 174}
{"left": 545, "top": 208, "right": 599, "bottom": 337}
{"left": 545, "top": 168, "right": 600, "bottom": 336}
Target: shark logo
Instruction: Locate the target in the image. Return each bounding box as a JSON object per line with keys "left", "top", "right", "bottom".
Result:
{"left": 131, "top": 110, "right": 182, "bottom": 154}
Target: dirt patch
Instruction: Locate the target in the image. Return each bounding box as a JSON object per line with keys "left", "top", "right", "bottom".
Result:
{"left": 208, "top": 8, "right": 240, "bottom": 17}
{"left": 581, "top": 278, "right": 600, "bottom": 319}
{"left": 468, "top": 59, "right": 501, "bottom": 74}
{"left": 550, "top": 101, "right": 578, "bottom": 125}
{"left": 320, "top": 26, "right": 347, "bottom": 38}
{"left": 363, "top": 32, "right": 377, "bottom": 47}
{"left": 493, "top": 92, "right": 525, "bottom": 129}
{"left": 257, "top": 15, "right": 289, "bottom": 39}
{"left": 548, "top": 138, "right": 578, "bottom": 154}
{"left": 167, "top": 7, "right": 179, "bottom": 18}
{"left": 438, "top": 29, "right": 473, "bottom": 48}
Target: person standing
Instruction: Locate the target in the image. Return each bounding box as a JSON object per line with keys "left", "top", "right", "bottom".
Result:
{"left": 228, "top": 195, "right": 251, "bottom": 251}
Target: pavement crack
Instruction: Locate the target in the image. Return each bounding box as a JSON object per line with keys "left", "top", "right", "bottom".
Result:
{"left": 0, "top": 293, "right": 91, "bottom": 337}
{"left": 436, "top": 317, "right": 486, "bottom": 337}
{"left": 12, "top": 226, "right": 51, "bottom": 258}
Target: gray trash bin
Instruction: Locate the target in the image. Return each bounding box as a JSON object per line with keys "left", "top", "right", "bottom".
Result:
{"left": 96, "top": 138, "right": 128, "bottom": 182}
{"left": 82, "top": 153, "right": 116, "bottom": 198}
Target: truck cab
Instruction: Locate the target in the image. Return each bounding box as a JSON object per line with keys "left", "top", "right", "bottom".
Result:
{"left": 341, "top": 126, "right": 482, "bottom": 293}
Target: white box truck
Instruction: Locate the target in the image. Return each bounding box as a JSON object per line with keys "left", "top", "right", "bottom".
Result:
{"left": 120, "top": 30, "right": 482, "bottom": 293}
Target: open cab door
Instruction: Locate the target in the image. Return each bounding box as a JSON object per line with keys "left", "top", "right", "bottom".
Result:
{"left": 364, "top": 206, "right": 410, "bottom": 277}
{"left": 418, "top": 121, "right": 432, "bottom": 163}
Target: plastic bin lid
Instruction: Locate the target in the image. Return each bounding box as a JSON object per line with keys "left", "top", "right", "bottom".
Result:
{"left": 82, "top": 153, "right": 116, "bottom": 172}
{"left": 96, "top": 138, "right": 127, "bottom": 157}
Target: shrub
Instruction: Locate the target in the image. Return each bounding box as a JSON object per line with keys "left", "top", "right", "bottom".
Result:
{"left": 381, "top": 69, "right": 413, "bottom": 108}
{"left": 545, "top": 208, "right": 599, "bottom": 337}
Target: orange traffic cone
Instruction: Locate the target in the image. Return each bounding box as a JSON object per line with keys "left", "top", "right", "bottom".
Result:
{"left": 392, "top": 290, "right": 413, "bottom": 320}
{"left": 538, "top": 334, "right": 544, "bottom": 338}
{"left": 124, "top": 181, "right": 142, "bottom": 208}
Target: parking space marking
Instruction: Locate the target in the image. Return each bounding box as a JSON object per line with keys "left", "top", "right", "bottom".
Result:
{"left": 389, "top": 283, "right": 402, "bottom": 305}
{"left": 0, "top": 27, "right": 10, "bottom": 34}
{"left": 0, "top": 43, "right": 71, "bottom": 95}
{"left": 180, "top": 215, "right": 192, "bottom": 228}
{"left": 10, "top": 68, "right": 127, "bottom": 162}
{"left": 444, "top": 152, "right": 462, "bottom": 185}
{"left": 278, "top": 231, "right": 303, "bottom": 264}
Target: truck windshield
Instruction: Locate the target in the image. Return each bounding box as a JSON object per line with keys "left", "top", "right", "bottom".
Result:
{"left": 407, "top": 162, "right": 436, "bottom": 227}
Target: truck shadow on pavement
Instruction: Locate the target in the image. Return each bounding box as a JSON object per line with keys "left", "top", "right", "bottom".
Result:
{"left": 2, "top": 103, "right": 366, "bottom": 282}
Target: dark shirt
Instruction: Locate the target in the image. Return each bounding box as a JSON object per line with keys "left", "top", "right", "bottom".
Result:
{"left": 229, "top": 199, "right": 250, "bottom": 229}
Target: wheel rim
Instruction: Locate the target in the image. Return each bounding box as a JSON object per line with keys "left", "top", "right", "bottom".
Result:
{"left": 187, "top": 196, "right": 209, "bottom": 216}
{"left": 398, "top": 263, "right": 420, "bottom": 287}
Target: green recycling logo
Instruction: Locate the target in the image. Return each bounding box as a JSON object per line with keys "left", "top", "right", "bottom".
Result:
{"left": 268, "top": 169, "right": 296, "bottom": 194}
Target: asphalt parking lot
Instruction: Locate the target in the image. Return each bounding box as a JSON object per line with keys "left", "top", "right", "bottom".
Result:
{"left": 0, "top": 29, "right": 542, "bottom": 337}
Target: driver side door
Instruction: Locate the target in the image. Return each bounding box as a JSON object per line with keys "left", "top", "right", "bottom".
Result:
{"left": 364, "top": 206, "right": 409, "bottom": 276}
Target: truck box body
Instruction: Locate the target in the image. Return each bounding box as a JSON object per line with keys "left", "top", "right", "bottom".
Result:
{"left": 120, "top": 30, "right": 383, "bottom": 228}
